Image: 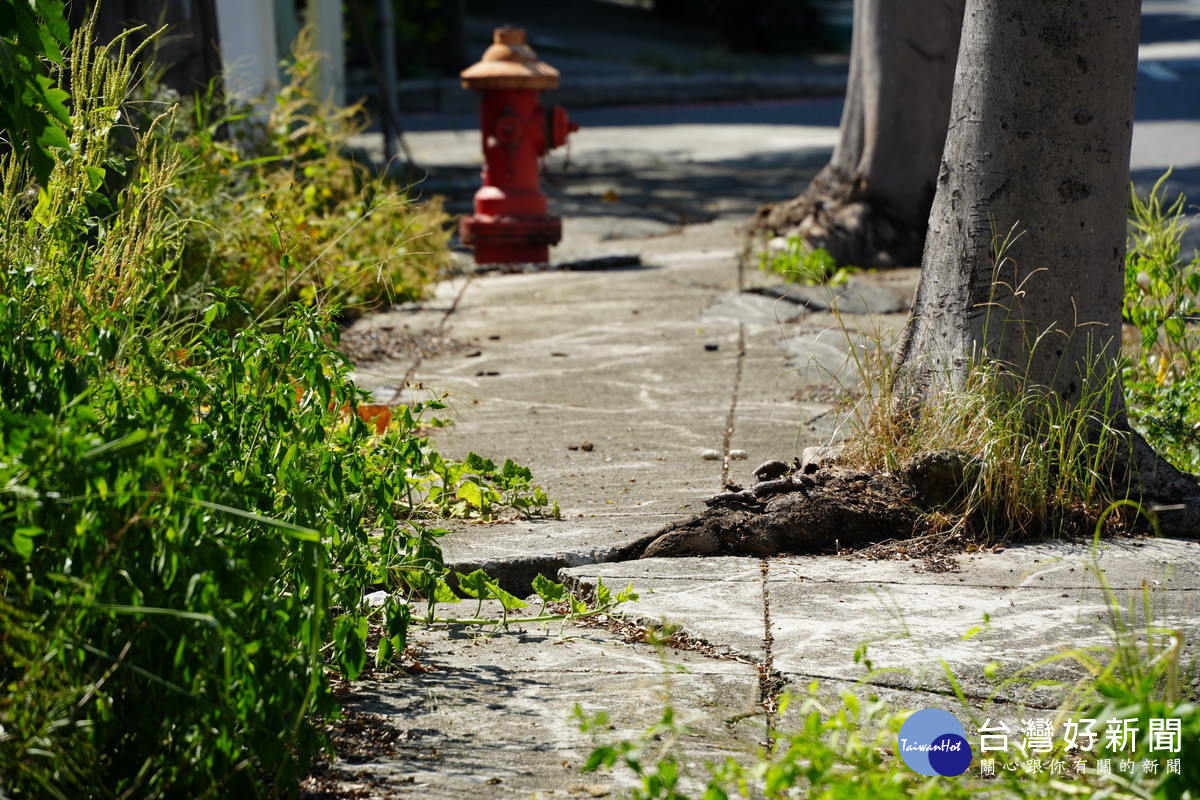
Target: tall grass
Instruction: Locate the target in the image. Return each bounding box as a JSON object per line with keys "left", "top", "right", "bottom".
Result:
{"left": 823, "top": 223, "right": 1132, "bottom": 539}
{"left": 129, "top": 27, "right": 453, "bottom": 323}
{"left": 840, "top": 345, "right": 1129, "bottom": 538}
{"left": 0, "top": 16, "right": 542, "bottom": 799}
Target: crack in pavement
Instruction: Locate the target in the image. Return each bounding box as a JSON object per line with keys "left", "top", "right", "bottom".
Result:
{"left": 758, "top": 558, "right": 783, "bottom": 747}
{"left": 390, "top": 274, "right": 474, "bottom": 401}
{"left": 721, "top": 323, "right": 747, "bottom": 488}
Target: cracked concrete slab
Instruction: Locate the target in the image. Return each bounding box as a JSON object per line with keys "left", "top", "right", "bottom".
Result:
{"left": 701, "top": 291, "right": 809, "bottom": 326}
{"left": 749, "top": 276, "right": 908, "bottom": 315}
{"left": 558, "top": 542, "right": 1200, "bottom": 713}
{"left": 324, "top": 618, "right": 763, "bottom": 799}
{"left": 561, "top": 558, "right": 769, "bottom": 663}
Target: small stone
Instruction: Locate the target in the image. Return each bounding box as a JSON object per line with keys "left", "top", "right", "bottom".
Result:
{"left": 568, "top": 444, "right": 580, "bottom": 451}
{"left": 753, "top": 459, "right": 789, "bottom": 481}
{"left": 580, "top": 441, "right": 595, "bottom": 452}
{"left": 728, "top": 449, "right": 749, "bottom": 460}
{"left": 700, "top": 449, "right": 721, "bottom": 460}
{"left": 364, "top": 590, "right": 389, "bottom": 607}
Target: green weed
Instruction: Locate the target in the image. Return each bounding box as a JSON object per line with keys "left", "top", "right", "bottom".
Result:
{"left": 132, "top": 27, "right": 452, "bottom": 323}
{"left": 837, "top": 338, "right": 1129, "bottom": 540}
{"left": 0, "top": 13, "right": 549, "bottom": 799}
{"left": 760, "top": 235, "right": 859, "bottom": 285}
{"left": 1122, "top": 171, "right": 1200, "bottom": 474}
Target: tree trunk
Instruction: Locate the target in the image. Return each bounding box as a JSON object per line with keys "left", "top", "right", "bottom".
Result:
{"left": 753, "top": 0, "right": 965, "bottom": 267}
{"left": 894, "top": 0, "right": 1136, "bottom": 400}
{"left": 71, "top": 1, "right": 223, "bottom": 97}
{"left": 894, "top": 0, "right": 1200, "bottom": 533}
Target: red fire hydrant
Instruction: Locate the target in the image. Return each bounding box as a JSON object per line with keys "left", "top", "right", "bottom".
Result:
{"left": 459, "top": 27, "right": 578, "bottom": 264}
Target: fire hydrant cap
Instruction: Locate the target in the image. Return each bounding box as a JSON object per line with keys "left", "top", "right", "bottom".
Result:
{"left": 460, "top": 27, "right": 560, "bottom": 91}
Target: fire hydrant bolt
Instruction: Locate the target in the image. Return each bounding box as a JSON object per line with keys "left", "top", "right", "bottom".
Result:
{"left": 459, "top": 27, "right": 577, "bottom": 265}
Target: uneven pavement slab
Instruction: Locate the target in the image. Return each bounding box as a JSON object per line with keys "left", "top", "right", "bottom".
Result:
{"left": 314, "top": 608, "right": 764, "bottom": 799}
{"left": 562, "top": 538, "right": 1200, "bottom": 712}
{"left": 350, "top": 218, "right": 915, "bottom": 593}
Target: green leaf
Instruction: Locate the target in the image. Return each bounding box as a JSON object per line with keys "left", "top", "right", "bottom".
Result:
{"left": 34, "top": 0, "right": 70, "bottom": 48}
{"left": 81, "top": 428, "right": 150, "bottom": 459}
{"left": 384, "top": 600, "right": 410, "bottom": 643}
{"left": 455, "top": 480, "right": 483, "bottom": 508}
{"left": 85, "top": 604, "right": 219, "bottom": 627}
{"left": 614, "top": 583, "right": 639, "bottom": 604}
{"left": 333, "top": 614, "right": 369, "bottom": 681}
{"left": 463, "top": 452, "right": 496, "bottom": 474}
{"left": 532, "top": 574, "right": 567, "bottom": 603}
{"left": 486, "top": 580, "right": 528, "bottom": 611}
{"left": 501, "top": 458, "right": 531, "bottom": 482}
{"left": 432, "top": 577, "right": 460, "bottom": 604}
{"left": 568, "top": 592, "right": 589, "bottom": 616}
{"left": 83, "top": 165, "right": 106, "bottom": 190}
{"left": 11, "top": 526, "right": 43, "bottom": 560}
{"left": 375, "top": 634, "right": 392, "bottom": 668}
{"left": 456, "top": 569, "right": 490, "bottom": 600}
{"left": 594, "top": 579, "right": 612, "bottom": 607}
{"left": 188, "top": 499, "right": 320, "bottom": 541}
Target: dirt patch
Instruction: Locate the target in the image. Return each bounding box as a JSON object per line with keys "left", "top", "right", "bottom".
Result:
{"left": 337, "top": 325, "right": 471, "bottom": 363}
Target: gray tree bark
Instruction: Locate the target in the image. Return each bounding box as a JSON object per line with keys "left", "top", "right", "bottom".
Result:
{"left": 893, "top": 0, "right": 1200, "bottom": 532}
{"left": 754, "top": 0, "right": 965, "bottom": 267}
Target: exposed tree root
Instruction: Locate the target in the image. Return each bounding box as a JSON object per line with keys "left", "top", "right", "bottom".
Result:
{"left": 614, "top": 467, "right": 920, "bottom": 560}
{"left": 750, "top": 166, "right": 930, "bottom": 269}
{"left": 615, "top": 442, "right": 1200, "bottom": 560}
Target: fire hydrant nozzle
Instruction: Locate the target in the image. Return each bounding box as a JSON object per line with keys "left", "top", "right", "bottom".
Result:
{"left": 459, "top": 27, "right": 578, "bottom": 265}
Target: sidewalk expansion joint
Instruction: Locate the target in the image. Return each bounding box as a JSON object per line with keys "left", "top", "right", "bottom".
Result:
{"left": 721, "top": 323, "right": 747, "bottom": 488}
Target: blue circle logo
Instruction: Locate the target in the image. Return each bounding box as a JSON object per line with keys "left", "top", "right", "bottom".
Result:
{"left": 897, "top": 709, "right": 973, "bottom": 776}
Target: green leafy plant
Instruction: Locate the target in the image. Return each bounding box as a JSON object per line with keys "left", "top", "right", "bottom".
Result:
{"left": 0, "top": 16, "right": 549, "bottom": 800}
{"left": 838, "top": 335, "right": 1129, "bottom": 539}
{"left": 0, "top": 0, "right": 71, "bottom": 185}
{"left": 1121, "top": 171, "right": 1200, "bottom": 473}
{"left": 424, "top": 452, "right": 560, "bottom": 520}
{"left": 760, "top": 235, "right": 859, "bottom": 285}
{"left": 133, "top": 28, "right": 452, "bottom": 323}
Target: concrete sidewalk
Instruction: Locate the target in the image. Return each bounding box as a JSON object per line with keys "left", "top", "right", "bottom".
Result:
{"left": 320, "top": 14, "right": 1200, "bottom": 787}
{"left": 331, "top": 216, "right": 1200, "bottom": 798}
